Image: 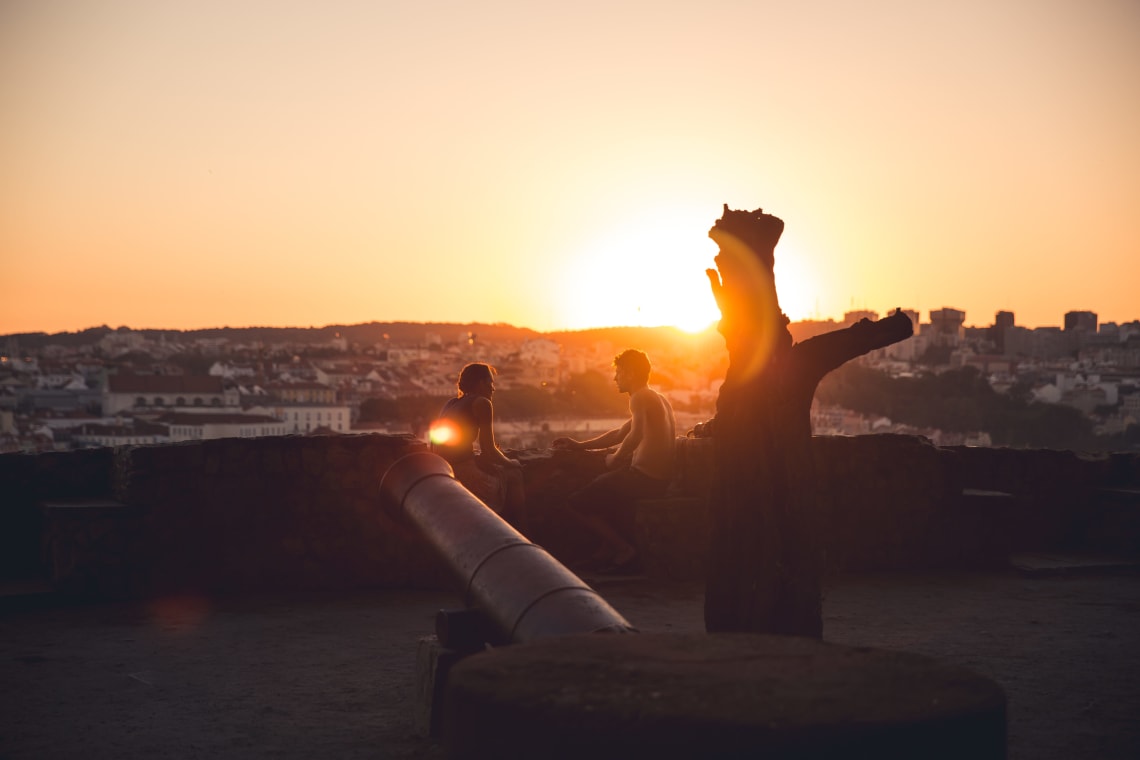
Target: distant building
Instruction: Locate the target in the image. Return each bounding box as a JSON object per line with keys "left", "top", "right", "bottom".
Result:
{"left": 872, "top": 309, "right": 920, "bottom": 361}
{"left": 1064, "top": 311, "right": 1098, "bottom": 332}
{"left": 246, "top": 403, "right": 352, "bottom": 434}
{"left": 993, "top": 311, "right": 1015, "bottom": 354}
{"left": 73, "top": 420, "right": 169, "bottom": 448}
{"left": 961, "top": 354, "right": 1017, "bottom": 379}
{"left": 103, "top": 373, "right": 239, "bottom": 415}
{"left": 514, "top": 339, "right": 562, "bottom": 387}
{"left": 158, "top": 411, "right": 289, "bottom": 442}
{"left": 15, "top": 387, "right": 101, "bottom": 413}
{"left": 929, "top": 308, "right": 966, "bottom": 346}
{"left": 1004, "top": 326, "right": 1071, "bottom": 360}
{"left": 264, "top": 381, "right": 337, "bottom": 405}
{"left": 843, "top": 310, "right": 879, "bottom": 325}
{"left": 98, "top": 330, "right": 148, "bottom": 356}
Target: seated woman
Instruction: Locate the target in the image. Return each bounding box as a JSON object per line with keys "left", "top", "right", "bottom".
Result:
{"left": 430, "top": 362, "right": 527, "bottom": 531}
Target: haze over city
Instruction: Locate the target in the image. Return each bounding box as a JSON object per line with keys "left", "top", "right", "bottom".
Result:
{"left": 2, "top": 0, "right": 1138, "bottom": 336}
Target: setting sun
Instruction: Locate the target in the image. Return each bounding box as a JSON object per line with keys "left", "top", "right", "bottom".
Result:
{"left": 553, "top": 205, "right": 722, "bottom": 333}
{"left": 2, "top": 2, "right": 1138, "bottom": 335}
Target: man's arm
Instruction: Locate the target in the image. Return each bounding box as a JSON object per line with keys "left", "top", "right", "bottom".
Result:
{"left": 552, "top": 419, "right": 631, "bottom": 451}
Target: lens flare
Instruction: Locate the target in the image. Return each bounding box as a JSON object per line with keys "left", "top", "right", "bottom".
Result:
{"left": 429, "top": 420, "right": 457, "bottom": 446}
{"left": 709, "top": 231, "right": 786, "bottom": 383}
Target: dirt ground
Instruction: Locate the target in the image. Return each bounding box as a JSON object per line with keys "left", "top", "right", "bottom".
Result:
{"left": 2, "top": 568, "right": 1137, "bottom": 759}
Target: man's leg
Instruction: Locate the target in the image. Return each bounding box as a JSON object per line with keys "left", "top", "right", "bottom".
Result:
{"left": 566, "top": 468, "right": 663, "bottom": 569}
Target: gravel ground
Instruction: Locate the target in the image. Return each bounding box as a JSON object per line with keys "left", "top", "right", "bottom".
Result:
{"left": 2, "top": 568, "right": 1137, "bottom": 759}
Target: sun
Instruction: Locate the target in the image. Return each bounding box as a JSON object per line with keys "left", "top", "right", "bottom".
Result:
{"left": 553, "top": 206, "right": 722, "bottom": 332}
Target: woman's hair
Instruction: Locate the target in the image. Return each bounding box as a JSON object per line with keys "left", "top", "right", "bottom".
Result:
{"left": 457, "top": 362, "right": 496, "bottom": 395}
{"left": 613, "top": 349, "right": 651, "bottom": 385}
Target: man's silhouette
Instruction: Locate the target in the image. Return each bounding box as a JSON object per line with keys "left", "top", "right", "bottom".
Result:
{"left": 553, "top": 349, "right": 676, "bottom": 573}
{"left": 702, "top": 205, "right": 913, "bottom": 637}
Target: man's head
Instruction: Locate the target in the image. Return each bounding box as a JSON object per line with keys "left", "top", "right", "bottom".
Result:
{"left": 457, "top": 362, "right": 496, "bottom": 396}
{"left": 613, "top": 349, "right": 651, "bottom": 393}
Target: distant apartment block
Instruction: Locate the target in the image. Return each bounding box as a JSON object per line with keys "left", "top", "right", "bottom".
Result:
{"left": 103, "top": 373, "right": 239, "bottom": 415}
{"left": 992, "top": 311, "right": 1015, "bottom": 353}
{"left": 264, "top": 381, "right": 337, "bottom": 405}
{"left": 246, "top": 403, "right": 351, "bottom": 434}
{"left": 1064, "top": 310, "right": 1098, "bottom": 332}
{"left": 159, "top": 412, "right": 289, "bottom": 442}
{"left": 928, "top": 308, "right": 966, "bottom": 346}
{"left": 72, "top": 420, "right": 169, "bottom": 447}
{"left": 843, "top": 310, "right": 879, "bottom": 325}
{"left": 511, "top": 338, "right": 561, "bottom": 387}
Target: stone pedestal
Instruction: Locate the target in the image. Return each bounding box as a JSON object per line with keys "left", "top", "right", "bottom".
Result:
{"left": 443, "top": 633, "right": 1005, "bottom": 759}
{"left": 414, "top": 635, "right": 469, "bottom": 738}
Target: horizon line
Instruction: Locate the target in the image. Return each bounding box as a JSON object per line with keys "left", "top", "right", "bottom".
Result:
{"left": 5, "top": 313, "right": 1138, "bottom": 340}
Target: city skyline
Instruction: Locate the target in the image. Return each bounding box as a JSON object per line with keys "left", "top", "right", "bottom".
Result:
{"left": 3, "top": 1, "right": 1138, "bottom": 335}
{"left": 2, "top": 302, "right": 1136, "bottom": 341}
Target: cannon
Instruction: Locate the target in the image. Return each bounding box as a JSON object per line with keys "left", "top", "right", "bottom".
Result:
{"left": 379, "top": 451, "right": 635, "bottom": 648}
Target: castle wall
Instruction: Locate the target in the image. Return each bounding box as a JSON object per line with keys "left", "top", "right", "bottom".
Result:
{"left": 1, "top": 434, "right": 1136, "bottom": 598}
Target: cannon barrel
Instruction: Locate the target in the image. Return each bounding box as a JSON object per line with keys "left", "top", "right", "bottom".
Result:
{"left": 380, "top": 451, "right": 636, "bottom": 643}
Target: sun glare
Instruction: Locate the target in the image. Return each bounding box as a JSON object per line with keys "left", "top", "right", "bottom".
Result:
{"left": 554, "top": 206, "right": 721, "bottom": 332}
{"left": 428, "top": 420, "right": 457, "bottom": 446}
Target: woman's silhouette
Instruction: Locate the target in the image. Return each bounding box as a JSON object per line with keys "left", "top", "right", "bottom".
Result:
{"left": 431, "top": 363, "right": 527, "bottom": 531}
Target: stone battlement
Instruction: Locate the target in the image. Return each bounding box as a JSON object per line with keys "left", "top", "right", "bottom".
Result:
{"left": 1, "top": 434, "right": 1137, "bottom": 599}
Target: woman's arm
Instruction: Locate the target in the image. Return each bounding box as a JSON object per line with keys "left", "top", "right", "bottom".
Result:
{"left": 473, "top": 396, "right": 519, "bottom": 467}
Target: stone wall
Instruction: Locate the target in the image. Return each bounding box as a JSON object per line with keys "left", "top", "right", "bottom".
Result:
{"left": 111, "top": 433, "right": 451, "bottom": 596}
{"left": 1, "top": 434, "right": 447, "bottom": 597}
{"left": 522, "top": 435, "right": 1140, "bottom": 580}
{"left": 1, "top": 434, "right": 1137, "bottom": 598}
{"left": 0, "top": 447, "right": 116, "bottom": 582}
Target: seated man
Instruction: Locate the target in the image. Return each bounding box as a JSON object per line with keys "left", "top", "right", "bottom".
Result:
{"left": 553, "top": 349, "right": 675, "bottom": 572}
{"left": 430, "top": 362, "right": 527, "bottom": 531}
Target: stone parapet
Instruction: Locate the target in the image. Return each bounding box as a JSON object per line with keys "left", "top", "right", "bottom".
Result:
{"left": 2, "top": 434, "right": 1137, "bottom": 597}
{"left": 522, "top": 435, "right": 1140, "bottom": 579}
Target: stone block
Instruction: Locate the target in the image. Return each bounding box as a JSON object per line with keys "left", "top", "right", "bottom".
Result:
{"left": 415, "top": 635, "right": 469, "bottom": 738}
{"left": 443, "top": 633, "right": 1006, "bottom": 759}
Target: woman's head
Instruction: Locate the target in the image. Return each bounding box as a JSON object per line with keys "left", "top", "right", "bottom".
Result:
{"left": 457, "top": 362, "right": 497, "bottom": 396}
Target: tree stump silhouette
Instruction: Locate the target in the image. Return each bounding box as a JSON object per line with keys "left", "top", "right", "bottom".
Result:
{"left": 703, "top": 205, "right": 914, "bottom": 636}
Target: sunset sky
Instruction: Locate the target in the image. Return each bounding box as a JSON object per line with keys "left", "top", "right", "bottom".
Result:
{"left": 2, "top": 0, "right": 1138, "bottom": 336}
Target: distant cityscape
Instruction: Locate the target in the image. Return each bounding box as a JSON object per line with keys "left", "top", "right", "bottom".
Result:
{"left": 2, "top": 307, "right": 1138, "bottom": 454}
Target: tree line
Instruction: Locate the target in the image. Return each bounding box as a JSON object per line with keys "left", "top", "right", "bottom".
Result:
{"left": 815, "top": 363, "right": 1139, "bottom": 451}
{"left": 360, "top": 362, "right": 1138, "bottom": 452}
{"left": 359, "top": 369, "right": 638, "bottom": 426}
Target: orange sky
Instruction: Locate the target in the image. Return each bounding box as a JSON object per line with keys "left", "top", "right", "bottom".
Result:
{"left": 2, "top": 0, "right": 1138, "bottom": 335}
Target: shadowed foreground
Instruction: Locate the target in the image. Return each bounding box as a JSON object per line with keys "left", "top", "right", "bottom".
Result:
{"left": 2, "top": 569, "right": 1137, "bottom": 759}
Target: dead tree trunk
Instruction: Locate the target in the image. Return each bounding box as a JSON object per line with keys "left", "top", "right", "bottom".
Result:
{"left": 702, "top": 206, "right": 913, "bottom": 637}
